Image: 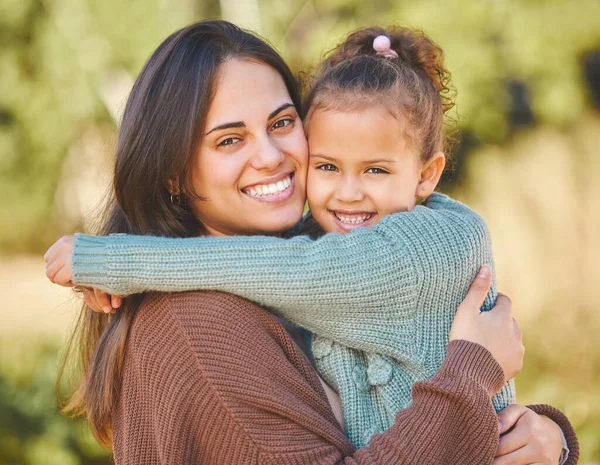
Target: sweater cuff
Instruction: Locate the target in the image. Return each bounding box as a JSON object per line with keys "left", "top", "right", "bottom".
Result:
{"left": 72, "top": 233, "right": 115, "bottom": 289}
{"left": 527, "top": 404, "right": 579, "bottom": 465}
{"left": 435, "top": 340, "right": 505, "bottom": 395}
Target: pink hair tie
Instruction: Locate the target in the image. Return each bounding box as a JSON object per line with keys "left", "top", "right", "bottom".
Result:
{"left": 373, "top": 35, "right": 398, "bottom": 59}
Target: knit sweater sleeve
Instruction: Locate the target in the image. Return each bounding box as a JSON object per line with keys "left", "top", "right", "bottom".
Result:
{"left": 72, "top": 193, "right": 494, "bottom": 351}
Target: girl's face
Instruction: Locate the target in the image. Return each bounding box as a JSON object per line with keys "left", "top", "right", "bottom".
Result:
{"left": 307, "top": 107, "right": 423, "bottom": 234}
{"left": 190, "top": 59, "right": 308, "bottom": 236}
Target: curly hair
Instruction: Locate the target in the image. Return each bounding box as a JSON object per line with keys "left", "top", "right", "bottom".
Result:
{"left": 304, "top": 26, "right": 456, "bottom": 161}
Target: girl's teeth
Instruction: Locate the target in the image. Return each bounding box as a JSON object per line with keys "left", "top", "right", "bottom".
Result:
{"left": 335, "top": 213, "right": 372, "bottom": 224}
{"left": 246, "top": 176, "right": 292, "bottom": 197}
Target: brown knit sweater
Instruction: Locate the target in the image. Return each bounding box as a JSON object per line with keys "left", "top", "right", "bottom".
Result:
{"left": 112, "top": 291, "right": 578, "bottom": 465}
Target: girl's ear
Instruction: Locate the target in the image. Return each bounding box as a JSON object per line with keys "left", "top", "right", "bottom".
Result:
{"left": 416, "top": 152, "right": 445, "bottom": 198}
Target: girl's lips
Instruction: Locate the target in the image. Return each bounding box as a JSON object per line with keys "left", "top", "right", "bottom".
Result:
{"left": 329, "top": 210, "right": 375, "bottom": 231}
{"left": 242, "top": 173, "right": 295, "bottom": 203}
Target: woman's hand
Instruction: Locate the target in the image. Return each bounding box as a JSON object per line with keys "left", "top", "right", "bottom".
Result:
{"left": 493, "top": 404, "right": 564, "bottom": 465}
{"left": 44, "top": 235, "right": 75, "bottom": 286}
{"left": 45, "top": 235, "right": 122, "bottom": 313}
{"left": 449, "top": 265, "right": 525, "bottom": 389}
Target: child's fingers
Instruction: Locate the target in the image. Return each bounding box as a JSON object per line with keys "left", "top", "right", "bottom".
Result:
{"left": 83, "top": 289, "right": 104, "bottom": 313}
{"left": 94, "top": 288, "right": 113, "bottom": 313}
{"left": 111, "top": 295, "right": 122, "bottom": 309}
{"left": 53, "top": 267, "right": 74, "bottom": 287}
{"left": 43, "top": 238, "right": 63, "bottom": 263}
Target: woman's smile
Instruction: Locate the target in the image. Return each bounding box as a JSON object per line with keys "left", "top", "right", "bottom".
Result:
{"left": 242, "top": 172, "right": 295, "bottom": 202}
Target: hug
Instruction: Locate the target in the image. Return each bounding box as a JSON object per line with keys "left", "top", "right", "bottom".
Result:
{"left": 45, "top": 20, "right": 579, "bottom": 465}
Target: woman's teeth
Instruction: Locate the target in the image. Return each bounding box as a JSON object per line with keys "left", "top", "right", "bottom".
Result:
{"left": 334, "top": 212, "right": 373, "bottom": 224}
{"left": 246, "top": 175, "right": 291, "bottom": 197}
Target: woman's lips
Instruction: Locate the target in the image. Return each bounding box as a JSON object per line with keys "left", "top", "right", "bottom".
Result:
{"left": 242, "top": 173, "right": 295, "bottom": 203}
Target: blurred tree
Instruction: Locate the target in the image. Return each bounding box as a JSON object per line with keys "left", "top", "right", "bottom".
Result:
{"left": 1, "top": 0, "right": 599, "bottom": 254}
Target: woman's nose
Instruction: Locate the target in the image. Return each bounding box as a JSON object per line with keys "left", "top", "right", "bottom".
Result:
{"left": 250, "top": 136, "right": 285, "bottom": 170}
{"left": 334, "top": 177, "right": 364, "bottom": 203}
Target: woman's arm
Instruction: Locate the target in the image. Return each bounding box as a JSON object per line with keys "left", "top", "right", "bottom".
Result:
{"left": 48, "top": 194, "right": 496, "bottom": 350}
{"left": 123, "top": 273, "right": 514, "bottom": 465}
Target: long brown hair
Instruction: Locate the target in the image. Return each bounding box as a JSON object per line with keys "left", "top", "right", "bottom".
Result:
{"left": 57, "top": 20, "right": 302, "bottom": 446}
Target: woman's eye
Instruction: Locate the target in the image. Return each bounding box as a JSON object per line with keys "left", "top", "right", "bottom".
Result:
{"left": 271, "top": 118, "right": 294, "bottom": 130}
{"left": 317, "top": 164, "right": 338, "bottom": 172}
{"left": 218, "top": 137, "right": 240, "bottom": 147}
{"left": 366, "top": 167, "right": 389, "bottom": 174}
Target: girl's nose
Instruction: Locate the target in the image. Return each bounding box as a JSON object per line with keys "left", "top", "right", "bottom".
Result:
{"left": 334, "top": 177, "right": 365, "bottom": 203}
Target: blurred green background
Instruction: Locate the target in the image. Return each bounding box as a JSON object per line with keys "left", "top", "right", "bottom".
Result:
{"left": 1, "top": 0, "right": 599, "bottom": 463}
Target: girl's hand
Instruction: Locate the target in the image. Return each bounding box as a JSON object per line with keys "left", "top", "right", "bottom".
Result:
{"left": 45, "top": 235, "right": 122, "bottom": 313}
{"left": 449, "top": 265, "right": 525, "bottom": 389}
{"left": 44, "top": 235, "right": 75, "bottom": 287}
{"left": 493, "top": 404, "right": 564, "bottom": 465}
{"left": 82, "top": 288, "right": 122, "bottom": 314}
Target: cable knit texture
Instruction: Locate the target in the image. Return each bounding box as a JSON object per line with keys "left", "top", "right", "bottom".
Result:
{"left": 113, "top": 290, "right": 512, "bottom": 464}
{"left": 75, "top": 193, "right": 516, "bottom": 447}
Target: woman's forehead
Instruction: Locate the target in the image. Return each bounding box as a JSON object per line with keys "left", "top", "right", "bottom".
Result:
{"left": 206, "top": 59, "right": 292, "bottom": 126}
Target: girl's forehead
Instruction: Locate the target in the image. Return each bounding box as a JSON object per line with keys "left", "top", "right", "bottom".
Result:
{"left": 308, "top": 108, "right": 407, "bottom": 148}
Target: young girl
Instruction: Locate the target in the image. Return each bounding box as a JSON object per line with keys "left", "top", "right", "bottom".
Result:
{"left": 51, "top": 27, "right": 515, "bottom": 448}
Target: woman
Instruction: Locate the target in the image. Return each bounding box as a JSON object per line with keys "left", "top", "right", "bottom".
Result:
{"left": 47, "top": 20, "right": 576, "bottom": 464}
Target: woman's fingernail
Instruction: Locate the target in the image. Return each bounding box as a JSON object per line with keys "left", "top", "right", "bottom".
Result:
{"left": 104, "top": 306, "right": 112, "bottom": 313}
{"left": 478, "top": 265, "right": 491, "bottom": 278}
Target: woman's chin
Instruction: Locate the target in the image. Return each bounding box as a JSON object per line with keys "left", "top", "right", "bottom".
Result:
{"left": 256, "top": 212, "right": 304, "bottom": 235}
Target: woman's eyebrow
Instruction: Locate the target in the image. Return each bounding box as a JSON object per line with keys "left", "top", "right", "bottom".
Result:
{"left": 205, "top": 103, "right": 295, "bottom": 136}
{"left": 268, "top": 102, "right": 295, "bottom": 120}
{"left": 205, "top": 121, "right": 245, "bottom": 136}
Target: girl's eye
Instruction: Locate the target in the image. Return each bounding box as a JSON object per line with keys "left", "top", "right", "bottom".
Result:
{"left": 365, "top": 167, "right": 389, "bottom": 174}
{"left": 217, "top": 137, "right": 241, "bottom": 147}
{"left": 316, "top": 164, "right": 338, "bottom": 172}
{"left": 271, "top": 118, "right": 294, "bottom": 130}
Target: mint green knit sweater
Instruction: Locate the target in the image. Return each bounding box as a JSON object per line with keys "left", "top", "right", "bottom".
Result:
{"left": 72, "top": 193, "right": 515, "bottom": 448}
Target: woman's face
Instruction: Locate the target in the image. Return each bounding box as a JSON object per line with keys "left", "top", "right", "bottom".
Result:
{"left": 189, "top": 59, "right": 308, "bottom": 236}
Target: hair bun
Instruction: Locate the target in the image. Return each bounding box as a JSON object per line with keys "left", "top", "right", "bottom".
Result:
{"left": 373, "top": 35, "right": 399, "bottom": 58}
{"left": 318, "top": 27, "right": 454, "bottom": 114}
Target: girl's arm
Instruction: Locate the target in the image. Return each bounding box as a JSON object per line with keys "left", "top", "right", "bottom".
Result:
{"left": 69, "top": 193, "right": 495, "bottom": 351}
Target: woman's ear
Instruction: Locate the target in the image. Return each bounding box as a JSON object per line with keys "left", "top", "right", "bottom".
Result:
{"left": 167, "top": 177, "right": 181, "bottom": 196}
{"left": 416, "top": 152, "right": 445, "bottom": 198}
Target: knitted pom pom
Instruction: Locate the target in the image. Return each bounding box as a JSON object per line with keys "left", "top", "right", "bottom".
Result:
{"left": 373, "top": 35, "right": 392, "bottom": 53}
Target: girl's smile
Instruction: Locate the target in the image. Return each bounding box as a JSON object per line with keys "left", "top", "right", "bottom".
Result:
{"left": 330, "top": 210, "right": 376, "bottom": 231}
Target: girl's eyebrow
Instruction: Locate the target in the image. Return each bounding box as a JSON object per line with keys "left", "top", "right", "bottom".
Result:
{"left": 363, "top": 158, "right": 397, "bottom": 164}
{"left": 311, "top": 153, "right": 396, "bottom": 164}
{"left": 205, "top": 103, "right": 295, "bottom": 136}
